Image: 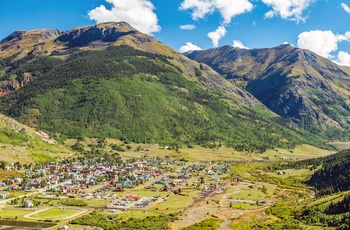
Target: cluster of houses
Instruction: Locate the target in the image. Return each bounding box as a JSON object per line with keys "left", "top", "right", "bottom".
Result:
{"left": 0, "top": 155, "right": 230, "bottom": 204}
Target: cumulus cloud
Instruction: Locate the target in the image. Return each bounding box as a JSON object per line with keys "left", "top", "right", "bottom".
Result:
{"left": 208, "top": 26, "right": 227, "bottom": 47}
{"left": 297, "top": 30, "right": 350, "bottom": 59}
{"left": 180, "top": 24, "right": 197, "bottom": 30}
{"left": 337, "top": 51, "right": 350, "bottom": 67}
{"left": 233, "top": 40, "right": 248, "bottom": 49}
{"left": 215, "top": 0, "right": 254, "bottom": 24}
{"left": 262, "top": 0, "right": 315, "bottom": 23}
{"left": 179, "top": 42, "right": 202, "bottom": 53}
{"left": 88, "top": 0, "right": 160, "bottom": 35}
{"left": 179, "top": 0, "right": 215, "bottom": 20}
{"left": 341, "top": 3, "right": 350, "bottom": 14}
{"left": 179, "top": 0, "right": 253, "bottom": 24}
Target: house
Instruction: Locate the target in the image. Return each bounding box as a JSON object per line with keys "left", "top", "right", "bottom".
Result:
{"left": 126, "top": 195, "right": 139, "bottom": 201}
{"left": 104, "top": 183, "right": 114, "bottom": 190}
{"left": 23, "top": 200, "right": 34, "bottom": 208}
{"left": 50, "top": 165, "right": 60, "bottom": 172}
{"left": 210, "top": 176, "right": 220, "bottom": 182}
{"left": 114, "top": 187, "right": 124, "bottom": 192}
{"left": 0, "top": 192, "right": 8, "bottom": 198}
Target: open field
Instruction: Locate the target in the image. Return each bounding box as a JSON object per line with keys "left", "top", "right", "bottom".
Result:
{"left": 67, "top": 138, "right": 334, "bottom": 162}
{"left": 329, "top": 141, "right": 350, "bottom": 149}
{"left": 28, "top": 207, "right": 87, "bottom": 220}
{"left": 0, "top": 208, "right": 32, "bottom": 220}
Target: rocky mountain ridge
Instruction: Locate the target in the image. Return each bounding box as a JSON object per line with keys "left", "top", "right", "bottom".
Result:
{"left": 0, "top": 22, "right": 258, "bottom": 106}
{"left": 0, "top": 22, "right": 331, "bottom": 151}
{"left": 186, "top": 45, "right": 350, "bottom": 136}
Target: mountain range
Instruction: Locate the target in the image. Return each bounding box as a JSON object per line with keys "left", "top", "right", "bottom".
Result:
{"left": 186, "top": 45, "right": 350, "bottom": 139}
{"left": 0, "top": 22, "right": 346, "bottom": 152}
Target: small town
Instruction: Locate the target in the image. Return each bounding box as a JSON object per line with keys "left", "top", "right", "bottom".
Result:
{"left": 0, "top": 142, "right": 244, "bottom": 229}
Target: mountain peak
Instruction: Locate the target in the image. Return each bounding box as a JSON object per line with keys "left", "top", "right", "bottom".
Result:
{"left": 0, "top": 29, "right": 62, "bottom": 45}
{"left": 56, "top": 22, "right": 139, "bottom": 48}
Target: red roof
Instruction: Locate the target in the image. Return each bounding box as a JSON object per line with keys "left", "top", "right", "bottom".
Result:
{"left": 127, "top": 195, "right": 139, "bottom": 199}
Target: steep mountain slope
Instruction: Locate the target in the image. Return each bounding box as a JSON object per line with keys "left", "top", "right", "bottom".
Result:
{"left": 0, "top": 113, "right": 72, "bottom": 163}
{"left": 0, "top": 22, "right": 256, "bottom": 104}
{"left": 307, "top": 149, "right": 350, "bottom": 196}
{"left": 0, "top": 23, "right": 332, "bottom": 152}
{"left": 186, "top": 45, "right": 350, "bottom": 139}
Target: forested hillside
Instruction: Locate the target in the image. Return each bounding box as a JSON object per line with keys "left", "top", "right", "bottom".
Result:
{"left": 0, "top": 45, "right": 331, "bottom": 152}
{"left": 307, "top": 149, "right": 350, "bottom": 196}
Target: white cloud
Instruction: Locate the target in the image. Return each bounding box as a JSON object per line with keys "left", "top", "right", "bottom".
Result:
{"left": 179, "top": 42, "right": 202, "bottom": 53}
{"left": 88, "top": 0, "right": 160, "bottom": 35}
{"left": 179, "top": 0, "right": 253, "bottom": 24}
{"left": 208, "top": 26, "right": 227, "bottom": 47}
{"left": 180, "top": 24, "right": 197, "bottom": 30}
{"left": 262, "top": 0, "right": 315, "bottom": 23}
{"left": 297, "top": 30, "right": 350, "bottom": 59}
{"left": 337, "top": 51, "right": 350, "bottom": 67}
{"left": 215, "top": 0, "right": 254, "bottom": 24}
{"left": 179, "top": 0, "right": 215, "bottom": 20}
{"left": 233, "top": 40, "right": 248, "bottom": 49}
{"left": 341, "top": 3, "right": 350, "bottom": 14}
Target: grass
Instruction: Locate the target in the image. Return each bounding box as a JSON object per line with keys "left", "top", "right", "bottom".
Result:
{"left": 306, "top": 193, "right": 346, "bottom": 208}
{"left": 0, "top": 208, "right": 32, "bottom": 220}
{"left": 0, "top": 170, "right": 23, "bottom": 180}
{"left": 227, "top": 188, "right": 271, "bottom": 201}
{"left": 230, "top": 203, "right": 258, "bottom": 210}
{"left": 29, "top": 208, "right": 83, "bottom": 220}
{"left": 263, "top": 144, "right": 334, "bottom": 161}
{"left": 68, "top": 138, "right": 334, "bottom": 163}
{"left": 150, "top": 194, "right": 193, "bottom": 214}
{"left": 114, "top": 210, "right": 160, "bottom": 220}
{"left": 29, "top": 153, "right": 55, "bottom": 164}
{"left": 85, "top": 198, "right": 109, "bottom": 208}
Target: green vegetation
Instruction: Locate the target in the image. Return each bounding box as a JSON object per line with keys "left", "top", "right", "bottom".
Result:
{"left": 0, "top": 127, "right": 28, "bottom": 146}
{"left": 182, "top": 217, "right": 220, "bottom": 230}
{"left": 0, "top": 45, "right": 333, "bottom": 152}
{"left": 71, "top": 211, "right": 171, "bottom": 230}
{"left": 29, "top": 208, "right": 82, "bottom": 220}
{"left": 0, "top": 208, "right": 32, "bottom": 220}
{"left": 306, "top": 149, "right": 350, "bottom": 196}
{"left": 29, "top": 153, "right": 54, "bottom": 164}
{"left": 61, "top": 199, "right": 87, "bottom": 207}
{"left": 0, "top": 113, "right": 73, "bottom": 163}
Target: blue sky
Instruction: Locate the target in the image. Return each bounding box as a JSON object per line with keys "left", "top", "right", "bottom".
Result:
{"left": 1, "top": 0, "right": 350, "bottom": 65}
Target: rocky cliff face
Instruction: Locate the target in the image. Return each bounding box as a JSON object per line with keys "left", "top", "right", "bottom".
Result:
{"left": 186, "top": 45, "right": 350, "bottom": 130}
{"left": 56, "top": 22, "right": 137, "bottom": 47}
{"left": 0, "top": 29, "right": 62, "bottom": 58}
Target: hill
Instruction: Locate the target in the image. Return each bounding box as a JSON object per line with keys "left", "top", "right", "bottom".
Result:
{"left": 306, "top": 149, "right": 350, "bottom": 196}
{"left": 0, "top": 113, "right": 72, "bottom": 164}
{"left": 185, "top": 45, "right": 350, "bottom": 140}
{"left": 0, "top": 23, "right": 333, "bottom": 152}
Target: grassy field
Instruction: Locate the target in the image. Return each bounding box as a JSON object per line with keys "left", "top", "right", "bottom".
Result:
{"left": 29, "top": 208, "right": 83, "bottom": 220}
{"left": 0, "top": 208, "right": 32, "bottom": 220}
{"left": 113, "top": 210, "right": 160, "bottom": 220}
{"left": 227, "top": 188, "right": 271, "bottom": 201}
{"left": 66, "top": 138, "right": 334, "bottom": 163}
{"left": 230, "top": 203, "right": 258, "bottom": 210}
{"left": 150, "top": 194, "right": 193, "bottom": 214}
{"left": 329, "top": 141, "right": 350, "bottom": 149}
